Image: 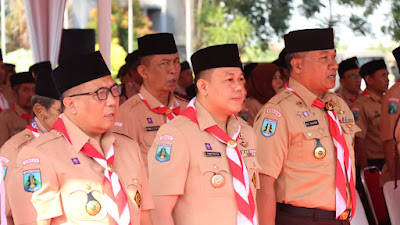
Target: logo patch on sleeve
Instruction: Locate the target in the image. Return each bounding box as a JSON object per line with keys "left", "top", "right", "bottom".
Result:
{"left": 23, "top": 169, "right": 42, "bottom": 192}
{"left": 155, "top": 144, "right": 172, "bottom": 162}
{"left": 261, "top": 118, "right": 277, "bottom": 137}
{"left": 2, "top": 166, "right": 7, "bottom": 180}
{"left": 0, "top": 157, "right": 9, "bottom": 163}
{"left": 389, "top": 104, "right": 398, "bottom": 114}
{"left": 22, "top": 158, "right": 40, "bottom": 166}
{"left": 159, "top": 135, "right": 174, "bottom": 141}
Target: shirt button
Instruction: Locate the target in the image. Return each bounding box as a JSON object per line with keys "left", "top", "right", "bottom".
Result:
{"left": 132, "top": 178, "right": 138, "bottom": 183}
{"left": 347, "top": 124, "right": 353, "bottom": 128}
{"left": 253, "top": 162, "right": 256, "bottom": 167}
{"left": 84, "top": 184, "right": 91, "bottom": 190}
{"left": 307, "top": 132, "right": 312, "bottom": 137}
{"left": 213, "top": 164, "right": 218, "bottom": 169}
{"left": 56, "top": 131, "right": 61, "bottom": 135}
{"left": 25, "top": 134, "right": 30, "bottom": 138}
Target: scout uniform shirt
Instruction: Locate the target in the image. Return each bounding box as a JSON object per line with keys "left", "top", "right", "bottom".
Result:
{"left": 254, "top": 78, "right": 359, "bottom": 211}
{"left": 8, "top": 114, "right": 153, "bottom": 225}
{"left": 352, "top": 89, "right": 384, "bottom": 160}
{"left": 380, "top": 81, "right": 400, "bottom": 185}
{"left": 0, "top": 104, "right": 32, "bottom": 147}
{"left": 148, "top": 100, "right": 260, "bottom": 225}
{"left": 244, "top": 97, "right": 263, "bottom": 126}
{"left": 0, "top": 118, "right": 47, "bottom": 225}
{"left": 113, "top": 85, "right": 188, "bottom": 170}
{"left": 335, "top": 87, "right": 360, "bottom": 108}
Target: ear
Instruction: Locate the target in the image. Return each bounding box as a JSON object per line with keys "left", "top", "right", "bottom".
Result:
{"left": 364, "top": 74, "right": 372, "bottom": 85}
{"left": 12, "top": 89, "right": 17, "bottom": 98}
{"left": 63, "top": 97, "right": 78, "bottom": 115}
{"left": 33, "top": 103, "right": 45, "bottom": 119}
{"left": 196, "top": 79, "right": 209, "bottom": 96}
{"left": 291, "top": 58, "right": 302, "bottom": 74}
{"left": 137, "top": 65, "right": 147, "bottom": 79}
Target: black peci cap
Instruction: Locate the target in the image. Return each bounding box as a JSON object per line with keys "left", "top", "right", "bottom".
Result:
{"left": 52, "top": 51, "right": 111, "bottom": 95}
{"left": 29, "top": 61, "right": 52, "bottom": 74}
{"left": 35, "top": 69, "right": 59, "bottom": 100}
{"left": 284, "top": 28, "right": 335, "bottom": 54}
{"left": 10, "top": 72, "right": 35, "bottom": 88}
{"left": 359, "top": 59, "right": 387, "bottom": 78}
{"left": 138, "top": 33, "right": 178, "bottom": 57}
{"left": 393, "top": 46, "right": 400, "bottom": 65}
{"left": 338, "top": 57, "right": 359, "bottom": 78}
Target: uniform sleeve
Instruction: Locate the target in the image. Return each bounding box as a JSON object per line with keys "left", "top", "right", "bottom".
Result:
{"left": 353, "top": 102, "right": 367, "bottom": 139}
{"left": 8, "top": 145, "right": 62, "bottom": 224}
{"left": 0, "top": 113, "right": 10, "bottom": 147}
{"left": 380, "top": 92, "right": 399, "bottom": 142}
{"left": 254, "top": 103, "right": 289, "bottom": 179}
{"left": 247, "top": 101, "right": 262, "bottom": 127}
{"left": 148, "top": 124, "right": 189, "bottom": 196}
{"left": 137, "top": 142, "right": 154, "bottom": 210}
{"left": 113, "top": 105, "right": 140, "bottom": 141}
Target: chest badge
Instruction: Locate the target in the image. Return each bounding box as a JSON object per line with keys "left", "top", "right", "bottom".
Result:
{"left": 211, "top": 173, "right": 225, "bottom": 188}
{"left": 314, "top": 139, "right": 326, "bottom": 159}
{"left": 86, "top": 191, "right": 101, "bottom": 216}
{"left": 252, "top": 172, "right": 257, "bottom": 187}
{"left": 135, "top": 191, "right": 141, "bottom": 208}
{"left": 238, "top": 133, "right": 245, "bottom": 140}
{"left": 240, "top": 141, "right": 249, "bottom": 147}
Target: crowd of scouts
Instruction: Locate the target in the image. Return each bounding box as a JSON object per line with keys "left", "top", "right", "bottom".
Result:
{"left": 0, "top": 26, "right": 398, "bottom": 225}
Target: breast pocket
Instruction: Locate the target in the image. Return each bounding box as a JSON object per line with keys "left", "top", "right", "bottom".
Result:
{"left": 198, "top": 158, "right": 234, "bottom": 197}
{"left": 63, "top": 182, "right": 107, "bottom": 221}
{"left": 301, "top": 128, "right": 330, "bottom": 164}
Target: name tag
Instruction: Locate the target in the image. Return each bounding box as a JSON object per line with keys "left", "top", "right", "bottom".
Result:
{"left": 205, "top": 152, "right": 221, "bottom": 157}
{"left": 304, "top": 120, "right": 319, "bottom": 127}
{"left": 145, "top": 126, "right": 160, "bottom": 132}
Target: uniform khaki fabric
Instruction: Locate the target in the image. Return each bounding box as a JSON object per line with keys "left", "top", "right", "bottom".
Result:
{"left": 0, "top": 118, "right": 47, "bottom": 225}
{"left": 112, "top": 85, "right": 188, "bottom": 170}
{"left": 244, "top": 97, "right": 263, "bottom": 127}
{"left": 0, "top": 104, "right": 31, "bottom": 147}
{"left": 380, "top": 82, "right": 400, "bottom": 185}
{"left": 254, "top": 78, "right": 359, "bottom": 211}
{"left": 8, "top": 114, "right": 153, "bottom": 225}
{"left": 352, "top": 89, "right": 384, "bottom": 159}
{"left": 148, "top": 100, "right": 260, "bottom": 225}
{"left": 335, "top": 87, "right": 360, "bottom": 108}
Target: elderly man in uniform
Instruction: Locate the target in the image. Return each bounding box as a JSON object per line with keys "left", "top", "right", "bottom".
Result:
{"left": 0, "top": 72, "right": 35, "bottom": 147}
{"left": 7, "top": 51, "right": 153, "bottom": 225}
{"left": 148, "top": 44, "right": 259, "bottom": 225}
{"left": 113, "top": 33, "right": 188, "bottom": 170}
{"left": 380, "top": 46, "right": 400, "bottom": 191}
{"left": 352, "top": 59, "right": 389, "bottom": 170}
{"left": 0, "top": 66, "right": 60, "bottom": 225}
{"left": 335, "top": 57, "right": 362, "bottom": 108}
{"left": 255, "top": 28, "right": 359, "bottom": 225}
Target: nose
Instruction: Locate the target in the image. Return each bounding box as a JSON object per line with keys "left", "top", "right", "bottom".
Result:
{"left": 169, "top": 62, "right": 180, "bottom": 75}
{"left": 330, "top": 58, "right": 339, "bottom": 70}
{"left": 105, "top": 90, "right": 118, "bottom": 107}
{"left": 233, "top": 79, "right": 245, "bottom": 92}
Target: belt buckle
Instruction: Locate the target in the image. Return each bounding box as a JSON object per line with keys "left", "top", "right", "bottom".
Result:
{"left": 339, "top": 209, "right": 351, "bottom": 220}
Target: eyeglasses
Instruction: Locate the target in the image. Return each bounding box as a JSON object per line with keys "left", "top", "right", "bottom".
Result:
{"left": 68, "top": 84, "right": 122, "bottom": 100}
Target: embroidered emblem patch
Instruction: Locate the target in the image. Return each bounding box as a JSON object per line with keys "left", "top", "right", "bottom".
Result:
{"left": 353, "top": 112, "right": 359, "bottom": 121}
{"left": 302, "top": 111, "right": 309, "bottom": 117}
{"left": 266, "top": 108, "right": 282, "bottom": 118}
{"left": 155, "top": 144, "right": 172, "bottom": 162}
{"left": 23, "top": 169, "right": 42, "bottom": 192}
{"left": 0, "top": 157, "right": 9, "bottom": 164}
{"left": 205, "top": 143, "right": 212, "bottom": 150}
{"left": 71, "top": 158, "right": 80, "bottom": 165}
{"left": 147, "top": 118, "right": 153, "bottom": 124}
{"left": 241, "top": 149, "right": 256, "bottom": 157}
{"left": 2, "top": 166, "right": 7, "bottom": 180}
{"left": 389, "top": 104, "right": 397, "bottom": 114}
{"left": 135, "top": 191, "right": 141, "bottom": 208}
{"left": 261, "top": 118, "right": 277, "bottom": 137}
{"left": 22, "top": 158, "right": 40, "bottom": 166}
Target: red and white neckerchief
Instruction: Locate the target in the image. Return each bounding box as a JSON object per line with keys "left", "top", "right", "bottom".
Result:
{"left": 138, "top": 92, "right": 181, "bottom": 122}
{"left": 11, "top": 104, "right": 33, "bottom": 122}
{"left": 52, "top": 116, "right": 131, "bottom": 225}
{"left": 361, "top": 90, "right": 382, "bottom": 103}
{"left": 25, "top": 119, "right": 42, "bottom": 138}
{"left": 181, "top": 98, "right": 257, "bottom": 225}
{"left": 284, "top": 83, "right": 356, "bottom": 220}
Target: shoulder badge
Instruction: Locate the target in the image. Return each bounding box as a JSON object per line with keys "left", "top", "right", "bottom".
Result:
{"left": 261, "top": 118, "right": 277, "bottom": 137}
{"left": 155, "top": 143, "right": 172, "bottom": 162}
{"left": 23, "top": 169, "right": 42, "bottom": 192}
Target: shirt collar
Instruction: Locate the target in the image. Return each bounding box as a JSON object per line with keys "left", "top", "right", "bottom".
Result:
{"left": 288, "top": 77, "right": 320, "bottom": 107}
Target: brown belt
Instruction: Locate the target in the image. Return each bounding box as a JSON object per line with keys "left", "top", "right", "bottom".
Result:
{"left": 277, "top": 203, "right": 351, "bottom": 221}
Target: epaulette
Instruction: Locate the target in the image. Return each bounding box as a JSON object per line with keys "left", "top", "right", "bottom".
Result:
{"left": 268, "top": 89, "right": 293, "bottom": 104}
{"left": 0, "top": 129, "right": 34, "bottom": 152}
{"left": 28, "top": 130, "right": 63, "bottom": 148}
{"left": 112, "top": 131, "right": 134, "bottom": 140}
{"left": 237, "top": 116, "right": 251, "bottom": 127}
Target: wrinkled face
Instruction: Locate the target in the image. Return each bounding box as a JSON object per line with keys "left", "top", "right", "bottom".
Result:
{"left": 297, "top": 49, "right": 338, "bottom": 95}
{"left": 42, "top": 100, "right": 61, "bottom": 131}
{"left": 272, "top": 70, "right": 285, "bottom": 93}
{"left": 141, "top": 53, "right": 181, "bottom": 93}
{"left": 201, "top": 67, "right": 246, "bottom": 115}
{"left": 15, "top": 83, "right": 35, "bottom": 109}
{"left": 367, "top": 68, "right": 389, "bottom": 94}
{"left": 67, "top": 76, "right": 119, "bottom": 135}
{"left": 340, "top": 68, "right": 361, "bottom": 94}
{"left": 178, "top": 69, "right": 193, "bottom": 90}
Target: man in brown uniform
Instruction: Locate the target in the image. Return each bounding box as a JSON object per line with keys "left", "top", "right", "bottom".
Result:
{"left": 0, "top": 72, "right": 35, "bottom": 147}
{"left": 7, "top": 51, "right": 153, "bottom": 225}
{"left": 352, "top": 59, "right": 389, "bottom": 170}
{"left": 335, "top": 57, "right": 362, "bottom": 108}
{"left": 255, "top": 28, "right": 359, "bottom": 225}
{"left": 148, "top": 44, "right": 259, "bottom": 225}
{"left": 0, "top": 66, "right": 60, "bottom": 225}
{"left": 380, "top": 46, "right": 400, "bottom": 187}
{"left": 113, "top": 33, "right": 188, "bottom": 170}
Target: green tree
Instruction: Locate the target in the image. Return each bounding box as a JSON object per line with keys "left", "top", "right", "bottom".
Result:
{"left": 4, "top": 0, "right": 30, "bottom": 52}
{"left": 381, "top": 1, "right": 400, "bottom": 41}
